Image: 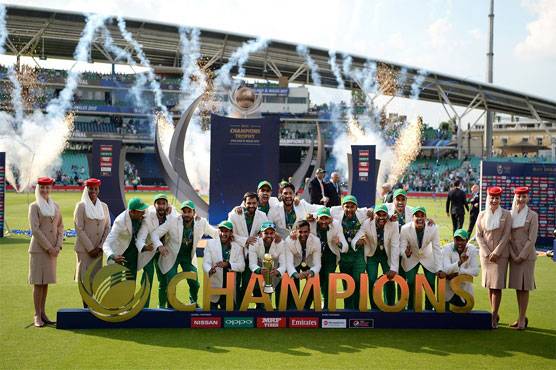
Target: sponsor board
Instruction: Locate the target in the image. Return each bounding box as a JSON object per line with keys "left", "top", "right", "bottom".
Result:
{"left": 321, "top": 318, "right": 347, "bottom": 329}
{"left": 224, "top": 317, "right": 254, "bottom": 328}
{"left": 288, "top": 317, "right": 319, "bottom": 328}
{"left": 191, "top": 317, "right": 221, "bottom": 328}
{"left": 256, "top": 317, "right": 286, "bottom": 328}
{"left": 349, "top": 319, "right": 374, "bottom": 328}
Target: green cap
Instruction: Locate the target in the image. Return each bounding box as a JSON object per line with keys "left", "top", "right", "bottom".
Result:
{"left": 454, "top": 229, "right": 469, "bottom": 240}
{"left": 316, "top": 207, "right": 332, "bottom": 219}
{"left": 257, "top": 180, "right": 272, "bottom": 190}
{"left": 259, "top": 221, "right": 276, "bottom": 232}
{"left": 341, "top": 195, "right": 358, "bottom": 206}
{"left": 374, "top": 204, "right": 389, "bottom": 214}
{"left": 218, "top": 220, "right": 233, "bottom": 230}
{"left": 279, "top": 180, "right": 289, "bottom": 187}
{"left": 180, "top": 200, "right": 195, "bottom": 210}
{"left": 393, "top": 189, "right": 407, "bottom": 199}
{"left": 412, "top": 206, "right": 427, "bottom": 215}
{"left": 316, "top": 168, "right": 326, "bottom": 174}
{"left": 153, "top": 193, "right": 168, "bottom": 202}
{"left": 128, "top": 197, "right": 149, "bottom": 211}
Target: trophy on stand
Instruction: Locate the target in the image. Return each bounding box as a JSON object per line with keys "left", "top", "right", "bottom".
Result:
{"left": 263, "top": 253, "right": 274, "bottom": 294}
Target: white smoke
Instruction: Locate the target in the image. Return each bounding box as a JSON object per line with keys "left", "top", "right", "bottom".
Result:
{"left": 0, "top": 4, "right": 6, "bottom": 54}
{"left": 297, "top": 45, "right": 321, "bottom": 86}
{"left": 7, "top": 67, "right": 23, "bottom": 126}
{"left": 178, "top": 27, "right": 205, "bottom": 112}
{"left": 0, "top": 14, "right": 108, "bottom": 191}
{"left": 328, "top": 50, "right": 345, "bottom": 90}
{"left": 116, "top": 16, "right": 170, "bottom": 123}
{"left": 215, "top": 37, "right": 269, "bottom": 89}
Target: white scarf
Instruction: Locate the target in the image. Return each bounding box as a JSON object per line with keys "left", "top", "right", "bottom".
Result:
{"left": 484, "top": 195, "right": 502, "bottom": 231}
{"left": 81, "top": 187, "right": 105, "bottom": 220}
{"left": 511, "top": 195, "right": 528, "bottom": 229}
{"left": 35, "top": 185, "right": 56, "bottom": 217}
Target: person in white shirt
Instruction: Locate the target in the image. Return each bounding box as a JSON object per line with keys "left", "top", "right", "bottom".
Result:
{"left": 202, "top": 221, "right": 245, "bottom": 310}
{"left": 284, "top": 220, "right": 322, "bottom": 309}
{"left": 248, "top": 221, "right": 287, "bottom": 307}
{"left": 442, "top": 229, "right": 480, "bottom": 309}
{"left": 150, "top": 200, "right": 219, "bottom": 307}
{"left": 352, "top": 204, "right": 400, "bottom": 309}
{"left": 400, "top": 206, "right": 445, "bottom": 310}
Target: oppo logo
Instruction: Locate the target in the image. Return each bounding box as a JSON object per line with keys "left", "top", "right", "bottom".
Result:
{"left": 224, "top": 317, "right": 254, "bottom": 328}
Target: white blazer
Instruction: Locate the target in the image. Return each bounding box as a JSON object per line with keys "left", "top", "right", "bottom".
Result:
{"left": 284, "top": 234, "right": 322, "bottom": 276}
{"left": 151, "top": 214, "right": 219, "bottom": 273}
{"left": 202, "top": 239, "right": 245, "bottom": 303}
{"left": 135, "top": 206, "right": 179, "bottom": 271}
{"left": 352, "top": 219, "right": 400, "bottom": 272}
{"left": 329, "top": 206, "right": 369, "bottom": 224}
{"left": 399, "top": 222, "right": 441, "bottom": 273}
{"left": 442, "top": 243, "right": 480, "bottom": 301}
{"left": 228, "top": 209, "right": 268, "bottom": 255}
{"left": 386, "top": 203, "right": 414, "bottom": 227}
{"left": 102, "top": 210, "right": 133, "bottom": 261}
{"left": 309, "top": 219, "right": 348, "bottom": 264}
{"left": 267, "top": 200, "right": 322, "bottom": 233}
{"left": 248, "top": 238, "right": 287, "bottom": 277}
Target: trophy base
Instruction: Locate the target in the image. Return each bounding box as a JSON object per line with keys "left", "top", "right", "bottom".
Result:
{"left": 263, "top": 286, "right": 274, "bottom": 294}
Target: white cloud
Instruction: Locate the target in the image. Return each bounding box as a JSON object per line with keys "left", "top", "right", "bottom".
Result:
{"left": 428, "top": 18, "right": 453, "bottom": 49}
{"left": 515, "top": 0, "right": 556, "bottom": 60}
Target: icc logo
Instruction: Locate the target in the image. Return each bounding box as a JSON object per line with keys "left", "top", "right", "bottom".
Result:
{"left": 78, "top": 259, "right": 150, "bottom": 322}
{"left": 496, "top": 165, "right": 504, "bottom": 175}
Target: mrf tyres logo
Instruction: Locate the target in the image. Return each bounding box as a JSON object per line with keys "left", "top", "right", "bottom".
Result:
{"left": 256, "top": 317, "right": 286, "bottom": 328}
{"left": 224, "top": 317, "right": 254, "bottom": 328}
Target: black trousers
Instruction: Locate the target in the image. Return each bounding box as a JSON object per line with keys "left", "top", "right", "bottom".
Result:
{"left": 451, "top": 212, "right": 465, "bottom": 233}
{"left": 468, "top": 212, "right": 479, "bottom": 235}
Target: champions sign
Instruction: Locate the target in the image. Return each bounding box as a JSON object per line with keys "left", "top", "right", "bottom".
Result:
{"left": 79, "top": 263, "right": 475, "bottom": 323}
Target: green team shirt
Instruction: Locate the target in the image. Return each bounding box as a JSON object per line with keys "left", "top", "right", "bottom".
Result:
{"left": 178, "top": 221, "right": 194, "bottom": 261}
{"left": 342, "top": 215, "right": 361, "bottom": 246}
{"left": 375, "top": 225, "right": 387, "bottom": 258}
{"left": 221, "top": 243, "right": 232, "bottom": 286}
{"left": 416, "top": 228, "right": 425, "bottom": 249}
{"left": 285, "top": 208, "right": 297, "bottom": 230}
{"left": 258, "top": 203, "right": 270, "bottom": 215}
{"left": 317, "top": 224, "right": 335, "bottom": 258}
{"left": 244, "top": 211, "right": 254, "bottom": 234}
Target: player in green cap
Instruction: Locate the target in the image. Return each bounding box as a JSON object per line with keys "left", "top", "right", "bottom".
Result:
{"left": 134, "top": 193, "right": 176, "bottom": 307}
{"left": 442, "top": 228, "right": 479, "bottom": 310}
{"left": 256, "top": 180, "right": 280, "bottom": 214}
{"left": 400, "top": 206, "right": 445, "bottom": 310}
{"left": 386, "top": 189, "right": 413, "bottom": 231}
{"left": 352, "top": 204, "right": 400, "bottom": 308}
{"left": 326, "top": 195, "right": 370, "bottom": 309}
{"left": 103, "top": 197, "right": 149, "bottom": 280}
{"left": 150, "top": 200, "right": 219, "bottom": 307}
{"left": 306, "top": 207, "right": 348, "bottom": 309}
{"left": 203, "top": 221, "right": 245, "bottom": 310}
{"left": 249, "top": 221, "right": 288, "bottom": 307}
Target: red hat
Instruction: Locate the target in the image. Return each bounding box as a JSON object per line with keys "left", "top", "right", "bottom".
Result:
{"left": 85, "top": 178, "right": 101, "bottom": 187}
{"left": 514, "top": 186, "right": 529, "bottom": 195}
{"left": 487, "top": 186, "right": 502, "bottom": 196}
{"left": 37, "top": 177, "right": 54, "bottom": 186}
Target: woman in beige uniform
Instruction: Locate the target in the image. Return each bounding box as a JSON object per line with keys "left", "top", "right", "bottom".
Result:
{"left": 28, "top": 177, "right": 64, "bottom": 327}
{"left": 73, "top": 178, "right": 110, "bottom": 307}
{"left": 509, "top": 187, "right": 538, "bottom": 330}
{"left": 476, "top": 186, "right": 512, "bottom": 329}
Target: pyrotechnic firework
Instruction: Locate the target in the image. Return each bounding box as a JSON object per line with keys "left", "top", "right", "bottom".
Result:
{"left": 387, "top": 116, "right": 424, "bottom": 185}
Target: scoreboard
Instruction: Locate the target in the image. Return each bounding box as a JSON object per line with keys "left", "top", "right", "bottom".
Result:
{"left": 480, "top": 161, "right": 556, "bottom": 246}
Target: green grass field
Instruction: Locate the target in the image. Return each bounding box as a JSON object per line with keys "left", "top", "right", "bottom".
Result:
{"left": 0, "top": 191, "right": 554, "bottom": 369}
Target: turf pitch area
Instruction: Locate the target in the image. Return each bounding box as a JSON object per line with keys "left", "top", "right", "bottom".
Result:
{"left": 0, "top": 191, "right": 554, "bottom": 369}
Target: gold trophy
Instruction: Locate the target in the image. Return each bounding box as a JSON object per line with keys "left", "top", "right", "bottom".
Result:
{"left": 263, "top": 253, "right": 274, "bottom": 294}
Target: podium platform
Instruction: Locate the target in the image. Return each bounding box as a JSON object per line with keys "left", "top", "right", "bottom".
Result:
{"left": 56, "top": 309, "right": 492, "bottom": 329}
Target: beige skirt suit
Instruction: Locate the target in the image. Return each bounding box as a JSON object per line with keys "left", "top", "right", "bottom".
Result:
{"left": 509, "top": 209, "right": 538, "bottom": 291}
{"left": 73, "top": 201, "right": 111, "bottom": 281}
{"left": 475, "top": 208, "right": 512, "bottom": 289}
{"left": 28, "top": 202, "right": 64, "bottom": 284}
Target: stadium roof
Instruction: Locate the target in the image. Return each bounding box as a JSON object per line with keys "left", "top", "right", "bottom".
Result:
{"left": 3, "top": 5, "right": 556, "bottom": 123}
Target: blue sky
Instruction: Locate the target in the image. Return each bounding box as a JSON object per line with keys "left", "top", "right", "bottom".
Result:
{"left": 2, "top": 0, "right": 555, "bottom": 126}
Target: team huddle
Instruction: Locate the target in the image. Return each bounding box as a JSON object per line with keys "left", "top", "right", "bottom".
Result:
{"left": 28, "top": 177, "right": 537, "bottom": 330}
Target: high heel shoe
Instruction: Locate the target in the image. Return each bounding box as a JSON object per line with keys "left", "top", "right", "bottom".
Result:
{"left": 41, "top": 314, "right": 56, "bottom": 325}
{"left": 33, "top": 316, "right": 45, "bottom": 328}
